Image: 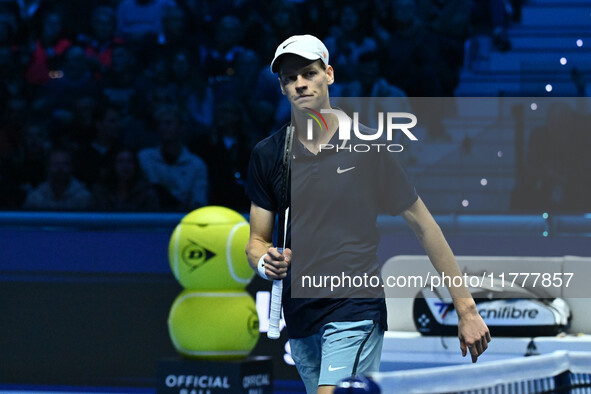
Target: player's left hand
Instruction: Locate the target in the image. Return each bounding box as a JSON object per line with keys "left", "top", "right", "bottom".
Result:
{"left": 458, "top": 310, "right": 491, "bottom": 363}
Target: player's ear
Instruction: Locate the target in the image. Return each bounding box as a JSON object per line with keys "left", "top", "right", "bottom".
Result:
{"left": 326, "top": 65, "right": 334, "bottom": 86}
{"left": 278, "top": 77, "right": 286, "bottom": 95}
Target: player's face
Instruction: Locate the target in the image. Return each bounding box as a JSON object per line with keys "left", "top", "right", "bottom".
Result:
{"left": 278, "top": 56, "right": 334, "bottom": 112}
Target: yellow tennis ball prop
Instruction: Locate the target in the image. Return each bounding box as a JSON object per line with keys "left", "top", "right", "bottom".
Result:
{"left": 168, "top": 206, "right": 253, "bottom": 290}
{"left": 168, "top": 290, "right": 259, "bottom": 359}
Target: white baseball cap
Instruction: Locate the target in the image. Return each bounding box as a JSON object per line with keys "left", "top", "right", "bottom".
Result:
{"left": 270, "top": 34, "right": 329, "bottom": 73}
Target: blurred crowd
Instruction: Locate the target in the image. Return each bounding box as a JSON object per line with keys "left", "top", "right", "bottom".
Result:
{"left": 513, "top": 102, "right": 591, "bottom": 213}
{"left": 0, "top": 0, "right": 522, "bottom": 212}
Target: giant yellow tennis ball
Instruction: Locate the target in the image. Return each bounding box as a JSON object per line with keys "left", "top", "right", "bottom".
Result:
{"left": 168, "top": 290, "right": 259, "bottom": 359}
{"left": 169, "top": 206, "right": 253, "bottom": 290}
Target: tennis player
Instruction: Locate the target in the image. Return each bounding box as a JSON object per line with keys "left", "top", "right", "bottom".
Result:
{"left": 245, "top": 34, "right": 491, "bottom": 394}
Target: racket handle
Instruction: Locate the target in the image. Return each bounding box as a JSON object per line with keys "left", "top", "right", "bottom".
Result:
{"left": 267, "top": 247, "right": 284, "bottom": 339}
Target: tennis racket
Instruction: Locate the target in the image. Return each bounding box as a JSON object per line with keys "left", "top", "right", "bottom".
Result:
{"left": 268, "top": 125, "right": 294, "bottom": 340}
{"left": 268, "top": 206, "right": 289, "bottom": 339}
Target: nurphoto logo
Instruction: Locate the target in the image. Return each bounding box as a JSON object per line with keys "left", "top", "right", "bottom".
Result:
{"left": 304, "top": 108, "right": 418, "bottom": 152}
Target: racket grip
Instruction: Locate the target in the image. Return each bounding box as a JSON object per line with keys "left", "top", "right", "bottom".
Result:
{"left": 268, "top": 279, "right": 283, "bottom": 339}
{"left": 267, "top": 247, "right": 284, "bottom": 339}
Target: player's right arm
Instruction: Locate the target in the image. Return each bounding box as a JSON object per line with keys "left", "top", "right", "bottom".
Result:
{"left": 246, "top": 202, "right": 290, "bottom": 280}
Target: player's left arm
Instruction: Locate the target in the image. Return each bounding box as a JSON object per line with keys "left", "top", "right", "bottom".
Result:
{"left": 400, "top": 196, "right": 491, "bottom": 362}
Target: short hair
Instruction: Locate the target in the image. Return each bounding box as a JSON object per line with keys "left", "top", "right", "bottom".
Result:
{"left": 315, "top": 59, "right": 327, "bottom": 70}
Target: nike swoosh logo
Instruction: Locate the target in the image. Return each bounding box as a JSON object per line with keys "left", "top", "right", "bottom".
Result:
{"left": 283, "top": 41, "right": 296, "bottom": 49}
{"left": 328, "top": 365, "right": 347, "bottom": 372}
{"left": 337, "top": 166, "right": 355, "bottom": 174}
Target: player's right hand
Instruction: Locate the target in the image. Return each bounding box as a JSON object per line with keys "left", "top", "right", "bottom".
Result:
{"left": 263, "top": 247, "right": 291, "bottom": 279}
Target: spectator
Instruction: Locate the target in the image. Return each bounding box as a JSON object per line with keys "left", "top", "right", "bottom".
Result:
{"left": 239, "top": 50, "right": 279, "bottom": 133}
{"left": 79, "top": 6, "right": 125, "bottom": 74}
{"left": 25, "top": 10, "right": 71, "bottom": 85}
{"left": 1, "top": 120, "right": 49, "bottom": 208}
{"left": 143, "top": 50, "right": 170, "bottom": 87}
{"left": 0, "top": 170, "right": 22, "bottom": 209}
{"left": 6, "top": 0, "right": 40, "bottom": 41}
{"left": 116, "top": 0, "right": 175, "bottom": 44}
{"left": 299, "top": 0, "right": 337, "bottom": 39}
{"left": 40, "top": 46, "right": 98, "bottom": 114}
{"left": 193, "top": 100, "right": 253, "bottom": 211}
{"left": 380, "top": 1, "right": 444, "bottom": 97}
{"left": 324, "top": 5, "right": 377, "bottom": 83}
{"left": 23, "top": 148, "right": 92, "bottom": 210}
{"left": 509, "top": 0, "right": 525, "bottom": 22}
{"left": 516, "top": 103, "right": 588, "bottom": 211}
{"left": 417, "top": 0, "right": 471, "bottom": 95}
{"left": 333, "top": 50, "right": 409, "bottom": 98}
{"left": 72, "top": 101, "right": 123, "bottom": 188}
{"left": 65, "top": 95, "right": 97, "bottom": 148}
{"left": 265, "top": 1, "right": 301, "bottom": 45}
{"left": 230, "top": 0, "right": 266, "bottom": 53}
{"left": 213, "top": 49, "right": 278, "bottom": 133}
{"left": 99, "top": 44, "right": 144, "bottom": 117}
{"left": 571, "top": 68, "right": 588, "bottom": 97}
{"left": 0, "top": 96, "right": 28, "bottom": 208}
{"left": 0, "top": 15, "right": 18, "bottom": 49}
{"left": 41, "top": 94, "right": 96, "bottom": 151}
{"left": 138, "top": 105, "right": 208, "bottom": 210}
{"left": 204, "top": 15, "right": 245, "bottom": 79}
{"left": 158, "top": 5, "right": 196, "bottom": 53}
{"left": 0, "top": 96, "right": 27, "bottom": 158}
{"left": 14, "top": 121, "right": 50, "bottom": 195}
{"left": 91, "top": 147, "right": 160, "bottom": 211}
{"left": 143, "top": 50, "right": 172, "bottom": 102}
{"left": 0, "top": 32, "right": 28, "bottom": 109}
{"left": 370, "top": 0, "right": 394, "bottom": 42}
{"left": 167, "top": 47, "right": 214, "bottom": 130}
{"left": 174, "top": 0, "right": 214, "bottom": 48}
{"left": 11, "top": 0, "right": 67, "bottom": 29}
{"left": 470, "top": 0, "right": 512, "bottom": 52}
{"left": 490, "top": 0, "right": 512, "bottom": 52}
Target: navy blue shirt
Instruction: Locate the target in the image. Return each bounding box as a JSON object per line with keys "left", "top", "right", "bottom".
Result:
{"left": 246, "top": 123, "right": 418, "bottom": 338}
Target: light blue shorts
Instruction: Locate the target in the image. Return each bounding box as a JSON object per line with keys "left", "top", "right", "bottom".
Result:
{"left": 289, "top": 320, "right": 384, "bottom": 394}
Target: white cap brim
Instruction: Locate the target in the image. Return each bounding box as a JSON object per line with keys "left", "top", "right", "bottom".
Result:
{"left": 270, "top": 34, "right": 329, "bottom": 73}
